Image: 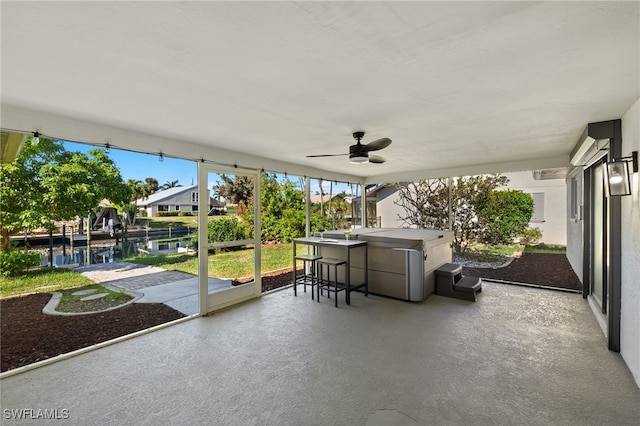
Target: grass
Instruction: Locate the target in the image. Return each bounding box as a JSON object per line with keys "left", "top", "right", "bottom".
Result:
{"left": 136, "top": 216, "right": 198, "bottom": 229}
{"left": 136, "top": 215, "right": 233, "bottom": 229}
{"left": 0, "top": 268, "right": 95, "bottom": 299}
{"left": 3, "top": 241, "right": 566, "bottom": 298}
{"left": 124, "top": 243, "right": 306, "bottom": 279}
{"left": 56, "top": 284, "right": 132, "bottom": 313}
{"left": 466, "top": 243, "right": 566, "bottom": 256}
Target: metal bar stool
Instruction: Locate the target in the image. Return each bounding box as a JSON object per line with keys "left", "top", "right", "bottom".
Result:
{"left": 293, "top": 254, "right": 322, "bottom": 299}
{"left": 317, "top": 258, "right": 347, "bottom": 307}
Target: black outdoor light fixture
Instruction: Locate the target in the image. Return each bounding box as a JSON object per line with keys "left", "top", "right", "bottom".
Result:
{"left": 604, "top": 151, "right": 638, "bottom": 196}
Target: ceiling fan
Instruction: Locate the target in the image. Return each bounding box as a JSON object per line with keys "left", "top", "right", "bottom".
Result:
{"left": 307, "top": 131, "right": 392, "bottom": 164}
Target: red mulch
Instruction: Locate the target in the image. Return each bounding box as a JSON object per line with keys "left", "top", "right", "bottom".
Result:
{"left": 1, "top": 255, "right": 579, "bottom": 373}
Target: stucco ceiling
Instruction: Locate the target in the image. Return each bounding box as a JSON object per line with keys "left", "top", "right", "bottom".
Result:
{"left": 1, "top": 1, "right": 638, "bottom": 183}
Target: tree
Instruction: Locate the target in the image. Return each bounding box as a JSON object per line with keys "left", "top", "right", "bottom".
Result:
{"left": 244, "top": 174, "right": 307, "bottom": 243}
{"left": 161, "top": 180, "right": 181, "bottom": 190}
{"left": 118, "top": 179, "right": 148, "bottom": 226}
{"left": 478, "top": 190, "right": 534, "bottom": 245}
{"left": 394, "top": 174, "right": 509, "bottom": 253}
{"left": 395, "top": 179, "right": 450, "bottom": 230}
{"left": 215, "top": 174, "right": 254, "bottom": 215}
{"left": 216, "top": 173, "right": 330, "bottom": 243}
{"left": 144, "top": 177, "right": 159, "bottom": 194}
{"left": 0, "top": 138, "right": 128, "bottom": 252}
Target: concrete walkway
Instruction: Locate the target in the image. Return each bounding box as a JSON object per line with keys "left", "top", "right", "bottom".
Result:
{"left": 73, "top": 262, "right": 234, "bottom": 315}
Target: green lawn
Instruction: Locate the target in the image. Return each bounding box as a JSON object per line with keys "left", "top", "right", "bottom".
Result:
{"left": 136, "top": 215, "right": 233, "bottom": 229}
{"left": 3, "top": 241, "right": 564, "bottom": 299}
{"left": 125, "top": 243, "right": 306, "bottom": 279}
{"left": 0, "top": 268, "right": 95, "bottom": 299}
{"left": 1, "top": 243, "right": 301, "bottom": 298}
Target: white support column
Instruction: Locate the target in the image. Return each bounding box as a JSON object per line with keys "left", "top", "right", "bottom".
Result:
{"left": 305, "top": 176, "right": 311, "bottom": 238}
{"left": 197, "top": 161, "right": 209, "bottom": 315}
{"left": 361, "top": 182, "right": 367, "bottom": 229}
{"left": 254, "top": 171, "right": 262, "bottom": 296}
{"left": 448, "top": 177, "right": 453, "bottom": 230}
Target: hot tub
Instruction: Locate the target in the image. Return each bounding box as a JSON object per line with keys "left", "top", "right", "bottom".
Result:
{"left": 319, "top": 228, "right": 453, "bottom": 301}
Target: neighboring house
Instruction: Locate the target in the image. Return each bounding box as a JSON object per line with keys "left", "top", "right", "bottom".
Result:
{"left": 308, "top": 193, "right": 345, "bottom": 205}
{"left": 354, "top": 171, "right": 568, "bottom": 245}
{"left": 209, "top": 198, "right": 227, "bottom": 215}
{"left": 136, "top": 185, "right": 209, "bottom": 217}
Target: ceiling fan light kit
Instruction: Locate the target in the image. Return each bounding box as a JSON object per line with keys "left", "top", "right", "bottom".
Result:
{"left": 308, "top": 131, "right": 391, "bottom": 165}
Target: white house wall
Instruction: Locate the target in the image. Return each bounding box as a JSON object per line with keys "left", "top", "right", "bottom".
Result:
{"left": 620, "top": 97, "right": 640, "bottom": 387}
{"left": 565, "top": 169, "right": 583, "bottom": 282}
{"left": 505, "top": 171, "right": 567, "bottom": 245}
{"left": 143, "top": 189, "right": 202, "bottom": 216}
{"left": 375, "top": 175, "right": 567, "bottom": 245}
{"left": 377, "top": 186, "right": 410, "bottom": 228}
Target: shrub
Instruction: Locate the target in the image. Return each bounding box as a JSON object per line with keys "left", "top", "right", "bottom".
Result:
{"left": 179, "top": 211, "right": 193, "bottom": 216}
{"left": 0, "top": 249, "right": 41, "bottom": 277}
{"left": 519, "top": 227, "right": 543, "bottom": 245}
{"left": 478, "top": 190, "right": 534, "bottom": 245}
{"left": 207, "top": 217, "right": 250, "bottom": 243}
{"left": 157, "top": 211, "right": 179, "bottom": 217}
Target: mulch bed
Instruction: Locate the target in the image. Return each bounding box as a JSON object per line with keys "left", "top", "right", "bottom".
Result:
{"left": 1, "top": 295, "right": 185, "bottom": 372}
{"left": 462, "top": 252, "right": 582, "bottom": 291}
{"left": 1, "top": 254, "right": 579, "bottom": 373}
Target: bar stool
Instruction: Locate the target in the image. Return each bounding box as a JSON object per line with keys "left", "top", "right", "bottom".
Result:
{"left": 317, "top": 258, "right": 347, "bottom": 307}
{"left": 293, "top": 253, "right": 322, "bottom": 299}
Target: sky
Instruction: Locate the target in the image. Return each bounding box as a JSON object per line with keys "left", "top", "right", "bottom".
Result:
{"left": 62, "top": 141, "right": 354, "bottom": 195}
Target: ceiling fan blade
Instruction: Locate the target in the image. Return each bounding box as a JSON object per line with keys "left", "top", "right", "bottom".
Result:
{"left": 306, "top": 153, "right": 348, "bottom": 158}
{"left": 363, "top": 137, "right": 392, "bottom": 152}
{"left": 369, "top": 155, "right": 386, "bottom": 164}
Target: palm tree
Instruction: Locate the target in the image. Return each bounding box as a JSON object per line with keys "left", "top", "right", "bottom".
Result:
{"left": 161, "top": 180, "right": 180, "bottom": 190}
{"left": 125, "top": 179, "right": 151, "bottom": 226}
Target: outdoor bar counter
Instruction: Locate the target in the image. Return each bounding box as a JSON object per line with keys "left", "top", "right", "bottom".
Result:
{"left": 320, "top": 228, "right": 453, "bottom": 301}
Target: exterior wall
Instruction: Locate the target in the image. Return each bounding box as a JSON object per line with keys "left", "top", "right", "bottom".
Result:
{"left": 377, "top": 186, "right": 409, "bottom": 228}
{"left": 620, "top": 97, "right": 640, "bottom": 387}
{"left": 376, "top": 174, "right": 567, "bottom": 242}
{"left": 565, "top": 168, "right": 583, "bottom": 281}
{"left": 141, "top": 188, "right": 203, "bottom": 217}
{"left": 505, "top": 171, "right": 567, "bottom": 245}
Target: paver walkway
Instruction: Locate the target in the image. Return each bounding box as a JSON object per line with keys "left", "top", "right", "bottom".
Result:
{"left": 73, "top": 262, "right": 194, "bottom": 291}
{"left": 73, "top": 262, "right": 235, "bottom": 315}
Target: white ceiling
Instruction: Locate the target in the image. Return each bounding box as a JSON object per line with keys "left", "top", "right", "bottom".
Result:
{"left": 2, "top": 1, "right": 638, "bottom": 183}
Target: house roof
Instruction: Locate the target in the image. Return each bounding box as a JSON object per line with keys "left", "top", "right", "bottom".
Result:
{"left": 1, "top": 2, "right": 638, "bottom": 183}
{"left": 137, "top": 185, "right": 196, "bottom": 206}
{"left": 308, "top": 194, "right": 344, "bottom": 204}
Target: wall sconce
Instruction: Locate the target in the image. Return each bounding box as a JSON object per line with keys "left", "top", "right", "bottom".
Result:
{"left": 604, "top": 151, "right": 638, "bottom": 196}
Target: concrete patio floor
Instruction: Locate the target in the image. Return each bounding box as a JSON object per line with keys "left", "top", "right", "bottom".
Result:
{"left": 1, "top": 282, "right": 639, "bottom": 425}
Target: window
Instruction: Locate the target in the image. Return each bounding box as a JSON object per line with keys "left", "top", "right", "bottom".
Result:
{"left": 192, "top": 205, "right": 198, "bottom": 212}
{"left": 191, "top": 192, "right": 198, "bottom": 203}
{"left": 158, "top": 205, "right": 169, "bottom": 212}
{"left": 530, "top": 193, "right": 545, "bottom": 222}
{"left": 570, "top": 177, "right": 579, "bottom": 219}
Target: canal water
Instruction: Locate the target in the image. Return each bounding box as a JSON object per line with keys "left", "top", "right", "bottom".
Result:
{"left": 43, "top": 237, "right": 194, "bottom": 267}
